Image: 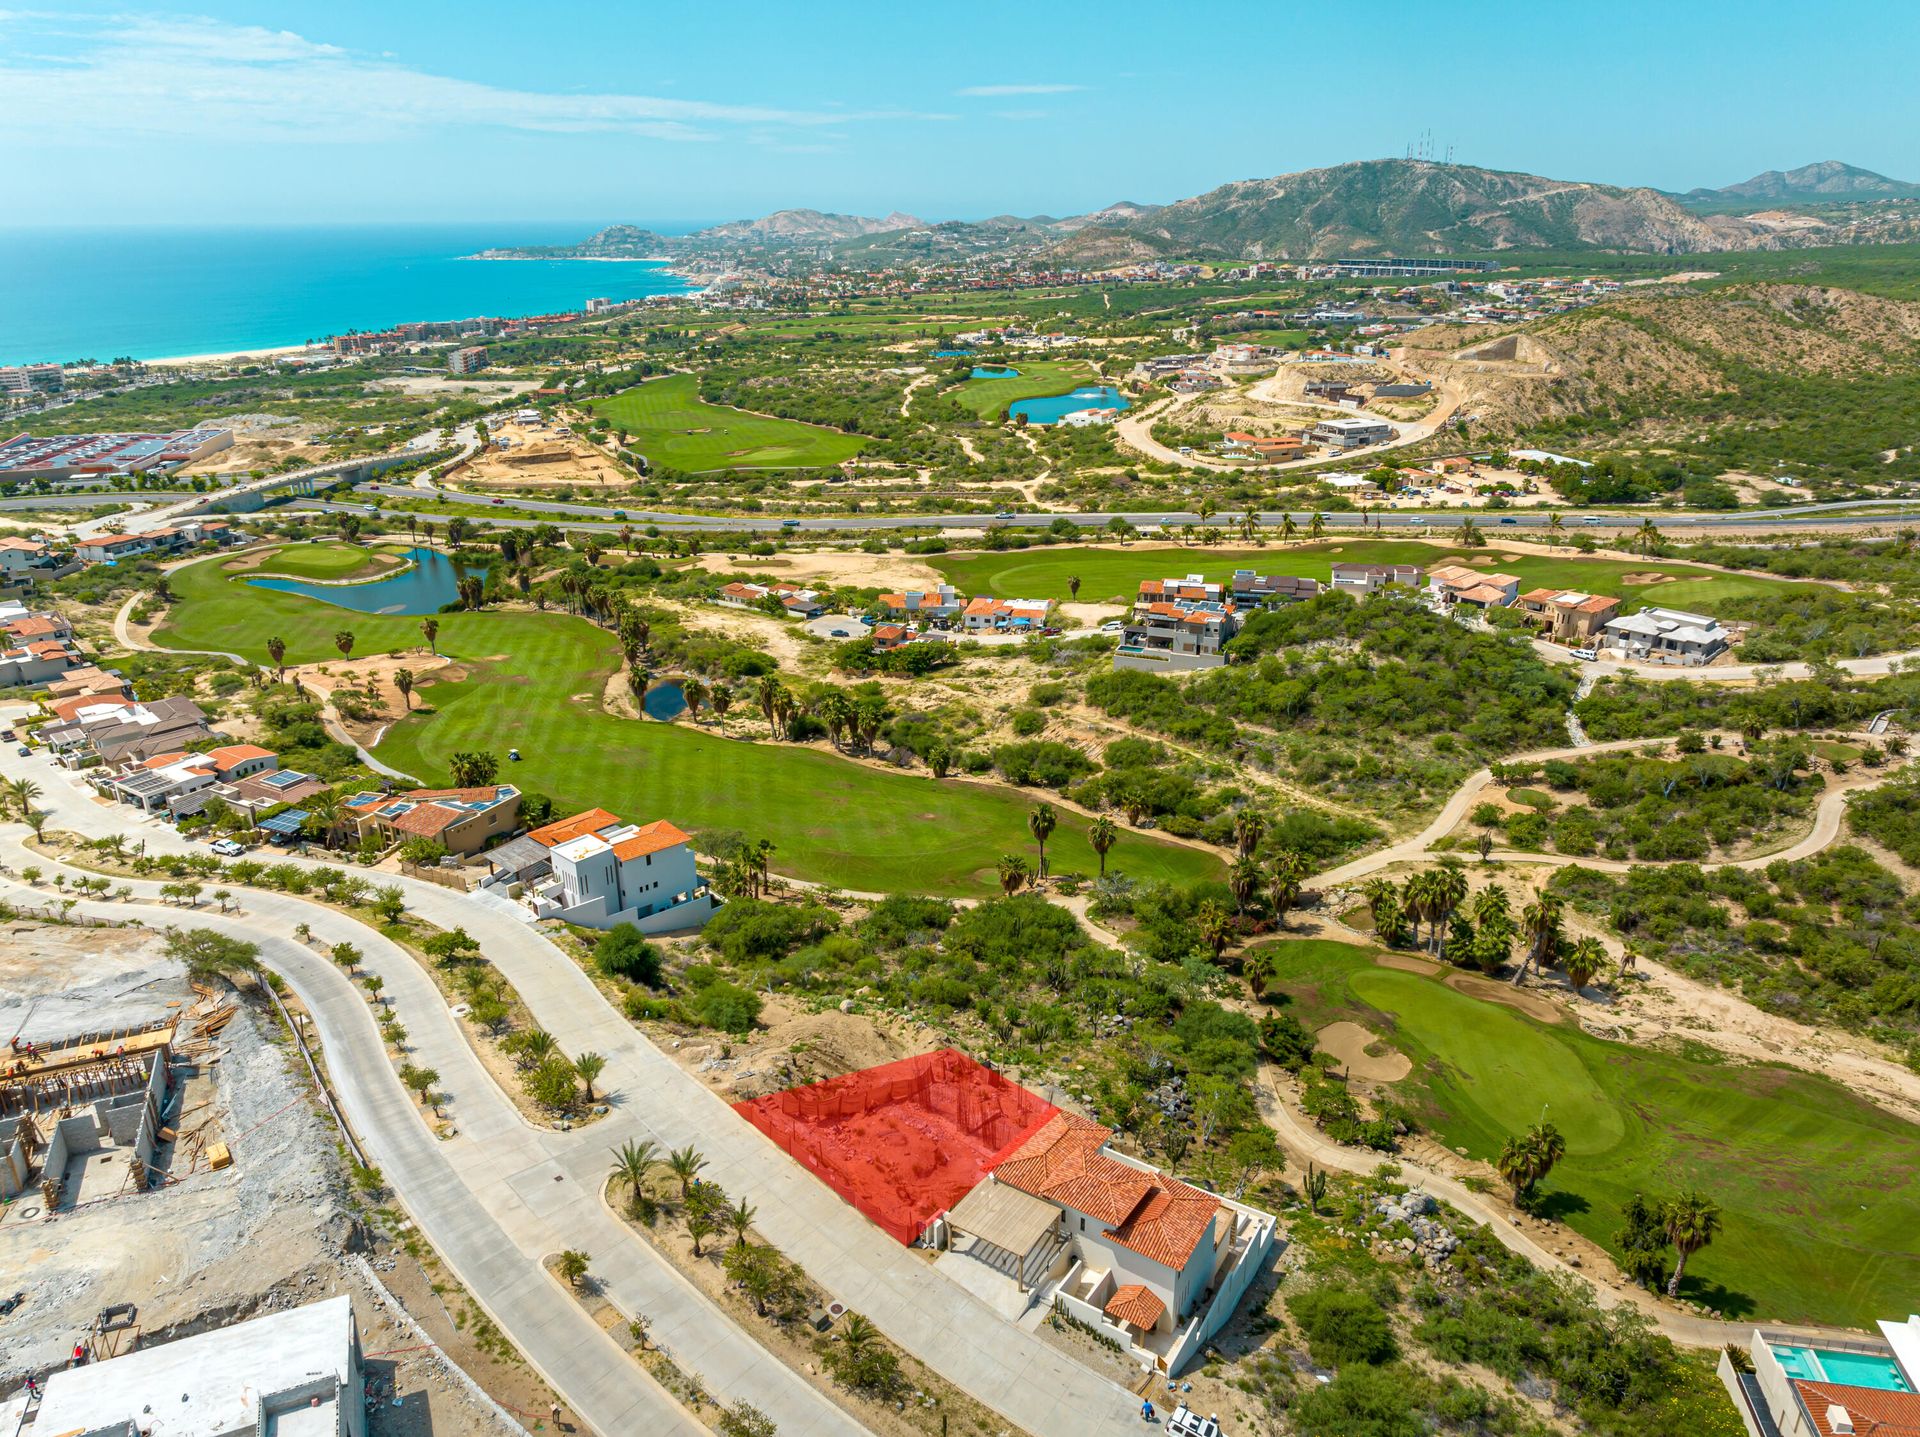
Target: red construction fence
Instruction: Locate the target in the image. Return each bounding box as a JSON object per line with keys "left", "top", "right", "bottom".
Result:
{"left": 732, "top": 1048, "right": 1058, "bottom": 1245}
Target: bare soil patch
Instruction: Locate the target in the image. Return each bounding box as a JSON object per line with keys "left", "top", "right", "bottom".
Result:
{"left": 1317, "top": 1020, "right": 1412, "bottom": 1081}
{"left": 1375, "top": 951, "right": 1442, "bottom": 975}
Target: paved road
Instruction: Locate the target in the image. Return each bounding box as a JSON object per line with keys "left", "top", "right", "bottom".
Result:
{"left": 0, "top": 747, "right": 1153, "bottom": 1437}
{"left": 319, "top": 485, "right": 1920, "bottom": 535}
{"left": 1533, "top": 638, "right": 1920, "bottom": 682}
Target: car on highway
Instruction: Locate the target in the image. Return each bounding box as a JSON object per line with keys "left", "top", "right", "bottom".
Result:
{"left": 1406, "top": 516, "right": 1427, "bottom": 525}
{"left": 781, "top": 519, "right": 801, "bottom": 529}
{"left": 1582, "top": 515, "right": 1603, "bottom": 523}
{"left": 491, "top": 497, "right": 504, "bottom": 505}
{"left": 1497, "top": 516, "right": 1518, "bottom": 524}
{"left": 362, "top": 504, "right": 379, "bottom": 514}
{"left": 994, "top": 509, "right": 1016, "bottom": 519}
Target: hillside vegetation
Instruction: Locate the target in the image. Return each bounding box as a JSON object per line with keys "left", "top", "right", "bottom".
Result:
{"left": 1411, "top": 282, "right": 1920, "bottom": 481}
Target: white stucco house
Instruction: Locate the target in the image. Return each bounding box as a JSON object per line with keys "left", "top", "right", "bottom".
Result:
{"left": 1602, "top": 606, "right": 1730, "bottom": 664}
{"left": 941, "top": 1111, "right": 1276, "bottom": 1375}
{"left": 520, "top": 807, "right": 716, "bottom": 933}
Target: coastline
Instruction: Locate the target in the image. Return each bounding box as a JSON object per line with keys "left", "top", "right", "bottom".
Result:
{"left": 144, "top": 342, "right": 331, "bottom": 369}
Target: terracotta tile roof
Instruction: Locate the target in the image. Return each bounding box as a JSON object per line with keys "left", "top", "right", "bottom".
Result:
{"left": 403, "top": 786, "right": 508, "bottom": 803}
{"left": 1103, "top": 1173, "right": 1225, "bottom": 1270}
{"left": 991, "top": 1112, "right": 1154, "bottom": 1226}
{"left": 140, "top": 751, "right": 190, "bottom": 770}
{"left": 206, "top": 743, "right": 274, "bottom": 767}
{"left": 390, "top": 805, "right": 461, "bottom": 838}
{"left": 1519, "top": 588, "right": 1560, "bottom": 606}
{"left": 1574, "top": 594, "right": 1620, "bottom": 613}
{"left": 611, "top": 819, "right": 692, "bottom": 861}
{"left": 1103, "top": 1284, "right": 1166, "bottom": 1330}
{"left": 1796, "top": 1381, "right": 1920, "bottom": 1437}
{"left": 1456, "top": 583, "right": 1512, "bottom": 605}
{"left": 529, "top": 807, "right": 621, "bottom": 847}
{"left": 0, "top": 536, "right": 46, "bottom": 552}
{"left": 50, "top": 694, "right": 132, "bottom": 722}
{"left": 6, "top": 616, "right": 64, "bottom": 638}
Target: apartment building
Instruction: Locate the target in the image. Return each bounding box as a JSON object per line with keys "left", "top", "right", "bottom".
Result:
{"left": 0, "top": 363, "right": 65, "bottom": 396}
{"left": 447, "top": 346, "right": 489, "bottom": 375}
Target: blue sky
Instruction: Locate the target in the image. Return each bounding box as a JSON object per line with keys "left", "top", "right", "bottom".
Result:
{"left": 1, "top": 1, "right": 1915, "bottom": 229}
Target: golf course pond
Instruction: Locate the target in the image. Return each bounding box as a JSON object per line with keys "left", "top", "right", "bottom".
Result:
{"left": 970, "top": 365, "right": 1020, "bottom": 379}
{"left": 247, "top": 546, "right": 482, "bottom": 616}
{"left": 1009, "top": 385, "right": 1130, "bottom": 425}
{"left": 642, "top": 680, "right": 688, "bottom": 721}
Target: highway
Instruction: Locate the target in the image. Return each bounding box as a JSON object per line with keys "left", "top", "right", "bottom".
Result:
{"left": 313, "top": 484, "right": 1920, "bottom": 535}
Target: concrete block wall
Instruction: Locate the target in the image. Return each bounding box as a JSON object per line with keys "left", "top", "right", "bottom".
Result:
{"left": 0, "top": 1118, "right": 27, "bottom": 1198}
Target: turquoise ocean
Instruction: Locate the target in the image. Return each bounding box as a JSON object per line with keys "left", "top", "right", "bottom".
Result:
{"left": 0, "top": 223, "right": 697, "bottom": 366}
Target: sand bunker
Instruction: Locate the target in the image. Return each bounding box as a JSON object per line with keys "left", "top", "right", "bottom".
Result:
{"left": 1317, "top": 1021, "right": 1412, "bottom": 1082}
{"left": 1444, "top": 972, "right": 1565, "bottom": 1024}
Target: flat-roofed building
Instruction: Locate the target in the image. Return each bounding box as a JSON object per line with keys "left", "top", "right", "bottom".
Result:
{"left": 521, "top": 807, "right": 715, "bottom": 932}
{"left": 28, "top": 1295, "right": 366, "bottom": 1437}
{"left": 1603, "top": 605, "right": 1730, "bottom": 664}
{"left": 1330, "top": 561, "right": 1423, "bottom": 597}
{"left": 1311, "top": 416, "right": 1394, "bottom": 449}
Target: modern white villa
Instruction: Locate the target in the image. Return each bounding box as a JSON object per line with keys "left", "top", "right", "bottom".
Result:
{"left": 519, "top": 807, "right": 716, "bottom": 933}
{"left": 1723, "top": 1317, "right": 1920, "bottom": 1437}
{"left": 940, "top": 1111, "right": 1276, "bottom": 1375}
{"left": 1602, "top": 605, "right": 1731, "bottom": 664}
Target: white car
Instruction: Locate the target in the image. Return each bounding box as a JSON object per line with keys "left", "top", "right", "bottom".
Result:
{"left": 1570, "top": 647, "right": 1600, "bottom": 662}
{"left": 1100, "top": 620, "right": 1124, "bottom": 633}
{"left": 210, "top": 838, "right": 245, "bottom": 857}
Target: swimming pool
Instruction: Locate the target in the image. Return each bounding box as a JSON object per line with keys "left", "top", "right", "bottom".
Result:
{"left": 1773, "top": 1344, "right": 1912, "bottom": 1391}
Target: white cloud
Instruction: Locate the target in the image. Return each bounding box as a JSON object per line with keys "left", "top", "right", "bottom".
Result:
{"left": 0, "top": 12, "right": 946, "bottom": 143}
{"left": 956, "top": 83, "right": 1085, "bottom": 97}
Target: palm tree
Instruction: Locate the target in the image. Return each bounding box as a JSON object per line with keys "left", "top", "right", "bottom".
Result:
{"left": 1067, "top": 574, "right": 1081, "bottom": 600}
{"left": 266, "top": 636, "right": 287, "bottom": 681}
{"left": 667, "top": 1144, "right": 706, "bottom": 1201}
{"left": 726, "top": 1196, "right": 756, "bottom": 1248}
{"left": 1196, "top": 901, "right": 1233, "bottom": 962}
{"left": 394, "top": 669, "right": 415, "bottom": 710}
{"left": 1400, "top": 870, "right": 1438, "bottom": 950}
{"left": 1088, "top": 816, "right": 1118, "bottom": 876}
{"left": 1634, "top": 518, "right": 1664, "bottom": 556}
{"left": 1308, "top": 511, "right": 1326, "bottom": 541}
{"left": 1268, "top": 850, "right": 1307, "bottom": 927}
{"left": 1028, "top": 802, "right": 1056, "bottom": 878}
{"left": 610, "top": 1140, "right": 658, "bottom": 1213}
{"left": 1228, "top": 855, "right": 1261, "bottom": 914}
{"left": 709, "top": 683, "right": 733, "bottom": 721}
{"left": 1231, "top": 810, "right": 1266, "bottom": 859}
{"left": 685, "top": 1210, "right": 716, "bottom": 1257}
{"left": 1561, "top": 936, "right": 1606, "bottom": 995}
{"left": 1280, "top": 514, "right": 1299, "bottom": 543}
{"left": 997, "top": 854, "right": 1031, "bottom": 896}
{"left": 1496, "top": 1134, "right": 1534, "bottom": 1203}
{"left": 1455, "top": 516, "right": 1483, "bottom": 548}
{"left": 573, "top": 1052, "right": 607, "bottom": 1102}
{"left": 333, "top": 630, "right": 355, "bottom": 660}
{"left": 1546, "top": 512, "right": 1565, "bottom": 546}
{"left": 1429, "top": 862, "right": 1469, "bottom": 958}
{"left": 303, "top": 788, "right": 343, "bottom": 849}
{"left": 5, "top": 776, "right": 43, "bottom": 821}
{"left": 421, "top": 617, "right": 440, "bottom": 655}
{"left": 840, "top": 1313, "right": 878, "bottom": 1359}
{"left": 1361, "top": 877, "right": 1398, "bottom": 934}
{"left": 1516, "top": 891, "right": 1564, "bottom": 986}
{"left": 1661, "top": 1190, "right": 1722, "bottom": 1298}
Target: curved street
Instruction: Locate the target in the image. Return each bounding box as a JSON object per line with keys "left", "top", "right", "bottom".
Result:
{"left": 0, "top": 743, "right": 1153, "bottom": 1437}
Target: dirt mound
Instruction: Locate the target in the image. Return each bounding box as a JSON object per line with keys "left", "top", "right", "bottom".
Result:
{"left": 719, "top": 1003, "right": 937, "bottom": 1101}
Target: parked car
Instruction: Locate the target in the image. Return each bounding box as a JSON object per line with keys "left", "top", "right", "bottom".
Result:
{"left": 14, "top": 745, "right": 29, "bottom": 757}
{"left": 829, "top": 628, "right": 850, "bottom": 638}
{"left": 1570, "top": 647, "right": 1600, "bottom": 662}
{"left": 210, "top": 838, "right": 245, "bottom": 857}
{"left": 1100, "top": 620, "right": 1124, "bottom": 633}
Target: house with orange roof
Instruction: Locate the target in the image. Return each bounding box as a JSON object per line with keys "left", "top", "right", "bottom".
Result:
{"left": 1427, "top": 563, "right": 1520, "bottom": 610}
{"left": 961, "top": 596, "right": 1055, "bottom": 633}
{"left": 1516, "top": 587, "right": 1620, "bottom": 642}
{"left": 1115, "top": 574, "right": 1239, "bottom": 672}
{"left": 1728, "top": 1322, "right": 1920, "bottom": 1437}
{"left": 95, "top": 741, "right": 282, "bottom": 815}
{"left": 519, "top": 807, "right": 714, "bottom": 932}
{"left": 944, "top": 1110, "right": 1277, "bottom": 1373}
{"left": 876, "top": 584, "right": 962, "bottom": 623}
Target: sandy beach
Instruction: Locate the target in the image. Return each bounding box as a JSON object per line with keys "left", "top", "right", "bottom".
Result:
{"left": 143, "top": 342, "right": 330, "bottom": 369}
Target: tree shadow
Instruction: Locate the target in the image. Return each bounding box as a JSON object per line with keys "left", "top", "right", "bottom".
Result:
{"left": 1677, "top": 1273, "right": 1756, "bottom": 1318}
{"left": 1530, "top": 1188, "right": 1591, "bottom": 1222}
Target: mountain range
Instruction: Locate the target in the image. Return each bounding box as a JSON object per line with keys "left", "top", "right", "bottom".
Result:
{"left": 482, "top": 157, "right": 1920, "bottom": 268}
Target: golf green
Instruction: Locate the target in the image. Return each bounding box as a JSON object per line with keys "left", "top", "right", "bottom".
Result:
{"left": 1263, "top": 939, "right": 1920, "bottom": 1327}
{"left": 153, "top": 549, "right": 1221, "bottom": 897}
{"left": 237, "top": 542, "right": 409, "bottom": 582}
{"left": 588, "top": 374, "right": 865, "bottom": 471}
{"left": 931, "top": 540, "right": 1809, "bottom": 613}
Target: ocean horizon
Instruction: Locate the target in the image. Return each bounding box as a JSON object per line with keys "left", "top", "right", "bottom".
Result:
{"left": 0, "top": 222, "right": 703, "bottom": 367}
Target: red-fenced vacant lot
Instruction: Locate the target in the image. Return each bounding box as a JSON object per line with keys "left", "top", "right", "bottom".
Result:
{"left": 732, "top": 1048, "right": 1058, "bottom": 1244}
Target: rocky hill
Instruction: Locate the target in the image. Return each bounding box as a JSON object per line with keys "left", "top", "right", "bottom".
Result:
{"left": 695, "top": 208, "right": 925, "bottom": 244}
{"left": 1684, "top": 161, "right": 1920, "bottom": 206}
{"left": 1052, "top": 159, "right": 1763, "bottom": 263}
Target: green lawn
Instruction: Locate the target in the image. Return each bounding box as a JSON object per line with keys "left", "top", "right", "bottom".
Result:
{"left": 1261, "top": 939, "right": 1920, "bottom": 1326}
{"left": 950, "top": 359, "right": 1096, "bottom": 421}
{"left": 238, "top": 542, "right": 411, "bottom": 582}
{"left": 153, "top": 550, "right": 1221, "bottom": 896}
{"left": 931, "top": 540, "right": 1810, "bottom": 613}
{"left": 588, "top": 374, "right": 866, "bottom": 471}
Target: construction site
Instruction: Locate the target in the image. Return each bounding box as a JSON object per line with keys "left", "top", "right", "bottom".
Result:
{"left": 0, "top": 921, "right": 544, "bottom": 1437}
{"left": 732, "top": 1048, "right": 1059, "bottom": 1245}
